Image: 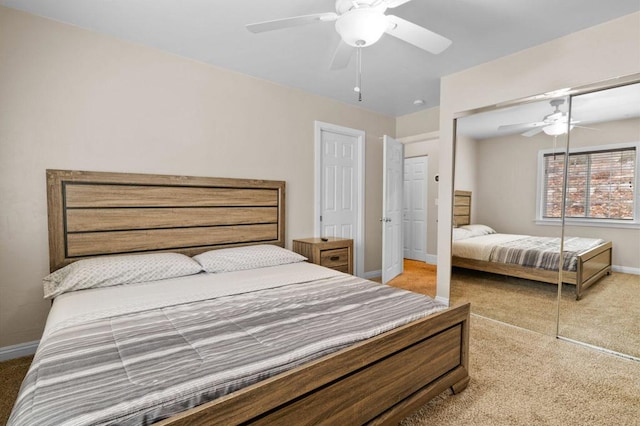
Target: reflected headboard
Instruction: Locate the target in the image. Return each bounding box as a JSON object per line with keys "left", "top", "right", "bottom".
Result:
{"left": 453, "top": 190, "right": 471, "bottom": 226}
{"left": 46, "top": 170, "right": 285, "bottom": 271}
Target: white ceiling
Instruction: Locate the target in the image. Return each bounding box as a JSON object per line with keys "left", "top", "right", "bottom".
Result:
{"left": 2, "top": 0, "right": 639, "bottom": 117}
{"left": 457, "top": 82, "right": 640, "bottom": 139}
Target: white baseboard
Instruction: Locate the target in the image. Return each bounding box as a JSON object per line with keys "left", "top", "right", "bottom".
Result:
{"left": 0, "top": 340, "right": 39, "bottom": 362}
{"left": 363, "top": 270, "right": 382, "bottom": 280}
{"left": 612, "top": 265, "right": 640, "bottom": 275}
{"left": 425, "top": 254, "right": 437, "bottom": 265}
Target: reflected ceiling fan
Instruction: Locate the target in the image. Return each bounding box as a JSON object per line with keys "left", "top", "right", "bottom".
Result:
{"left": 499, "top": 99, "right": 582, "bottom": 137}
{"left": 246, "top": 0, "right": 452, "bottom": 72}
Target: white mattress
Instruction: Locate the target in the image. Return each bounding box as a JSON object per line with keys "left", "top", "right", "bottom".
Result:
{"left": 452, "top": 233, "right": 529, "bottom": 261}
{"left": 44, "top": 262, "right": 343, "bottom": 339}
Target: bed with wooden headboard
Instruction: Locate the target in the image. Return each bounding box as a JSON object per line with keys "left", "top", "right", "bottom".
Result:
{"left": 452, "top": 190, "right": 612, "bottom": 300}
{"left": 46, "top": 169, "right": 287, "bottom": 270}
{"left": 11, "top": 169, "right": 470, "bottom": 425}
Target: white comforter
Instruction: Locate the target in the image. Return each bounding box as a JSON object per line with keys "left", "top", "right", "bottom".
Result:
{"left": 44, "top": 262, "right": 341, "bottom": 339}
{"left": 452, "top": 233, "right": 529, "bottom": 261}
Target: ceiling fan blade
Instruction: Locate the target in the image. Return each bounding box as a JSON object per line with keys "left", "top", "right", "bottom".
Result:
{"left": 384, "top": 0, "right": 414, "bottom": 8}
{"left": 385, "top": 15, "right": 452, "bottom": 54}
{"left": 330, "top": 40, "right": 353, "bottom": 70}
{"left": 246, "top": 12, "right": 337, "bottom": 33}
{"left": 521, "top": 127, "right": 545, "bottom": 137}
{"left": 497, "top": 122, "right": 545, "bottom": 132}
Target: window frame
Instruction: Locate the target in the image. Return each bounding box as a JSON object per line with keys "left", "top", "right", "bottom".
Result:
{"left": 536, "top": 141, "right": 640, "bottom": 229}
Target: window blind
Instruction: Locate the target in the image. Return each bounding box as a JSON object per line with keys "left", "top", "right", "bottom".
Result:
{"left": 543, "top": 147, "right": 636, "bottom": 220}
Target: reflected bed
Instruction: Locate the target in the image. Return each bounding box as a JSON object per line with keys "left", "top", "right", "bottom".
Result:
{"left": 452, "top": 191, "right": 612, "bottom": 300}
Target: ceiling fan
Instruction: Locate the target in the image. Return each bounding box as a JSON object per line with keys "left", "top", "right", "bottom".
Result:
{"left": 246, "top": 0, "right": 452, "bottom": 71}
{"left": 498, "top": 99, "right": 581, "bottom": 137}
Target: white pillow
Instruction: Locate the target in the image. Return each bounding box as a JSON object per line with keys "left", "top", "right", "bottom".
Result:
{"left": 43, "top": 253, "right": 203, "bottom": 299}
{"left": 193, "top": 244, "right": 307, "bottom": 273}
{"left": 460, "top": 224, "right": 496, "bottom": 237}
{"left": 452, "top": 228, "right": 473, "bottom": 241}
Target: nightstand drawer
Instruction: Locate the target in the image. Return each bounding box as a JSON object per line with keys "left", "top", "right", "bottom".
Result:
{"left": 320, "top": 248, "right": 349, "bottom": 268}
{"left": 292, "top": 238, "right": 353, "bottom": 275}
{"left": 330, "top": 264, "right": 350, "bottom": 273}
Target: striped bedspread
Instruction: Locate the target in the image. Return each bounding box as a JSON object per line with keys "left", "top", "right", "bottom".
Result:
{"left": 9, "top": 271, "right": 445, "bottom": 426}
{"left": 489, "top": 236, "right": 605, "bottom": 271}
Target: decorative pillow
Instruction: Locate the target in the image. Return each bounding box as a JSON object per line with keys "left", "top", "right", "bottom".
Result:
{"left": 460, "top": 224, "right": 496, "bottom": 237}
{"left": 193, "top": 244, "right": 307, "bottom": 273}
{"left": 452, "top": 228, "right": 473, "bottom": 241}
{"left": 43, "top": 253, "right": 203, "bottom": 299}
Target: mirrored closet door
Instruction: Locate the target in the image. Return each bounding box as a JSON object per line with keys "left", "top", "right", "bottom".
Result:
{"left": 450, "top": 97, "right": 570, "bottom": 335}
{"left": 558, "top": 81, "right": 640, "bottom": 359}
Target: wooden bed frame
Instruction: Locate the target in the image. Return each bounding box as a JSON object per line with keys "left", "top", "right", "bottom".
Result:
{"left": 452, "top": 190, "right": 612, "bottom": 300}
{"left": 47, "top": 169, "right": 470, "bottom": 425}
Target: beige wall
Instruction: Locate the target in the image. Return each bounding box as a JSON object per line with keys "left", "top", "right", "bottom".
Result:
{"left": 396, "top": 107, "right": 439, "bottom": 139}
{"left": 438, "top": 12, "right": 640, "bottom": 301}
{"left": 452, "top": 133, "right": 477, "bottom": 220}
{"left": 0, "top": 7, "right": 395, "bottom": 348}
{"left": 471, "top": 131, "right": 567, "bottom": 235}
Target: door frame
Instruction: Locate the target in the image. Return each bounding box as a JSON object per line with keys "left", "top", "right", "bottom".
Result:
{"left": 399, "top": 131, "right": 440, "bottom": 266}
{"left": 314, "top": 121, "right": 365, "bottom": 277}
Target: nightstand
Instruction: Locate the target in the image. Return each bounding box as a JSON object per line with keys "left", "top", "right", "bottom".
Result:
{"left": 292, "top": 237, "right": 353, "bottom": 274}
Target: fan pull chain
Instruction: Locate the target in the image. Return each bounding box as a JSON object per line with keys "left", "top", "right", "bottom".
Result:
{"left": 354, "top": 42, "right": 363, "bottom": 102}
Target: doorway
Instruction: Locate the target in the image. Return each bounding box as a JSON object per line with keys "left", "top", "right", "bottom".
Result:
{"left": 403, "top": 156, "right": 428, "bottom": 262}
{"left": 314, "top": 121, "right": 365, "bottom": 277}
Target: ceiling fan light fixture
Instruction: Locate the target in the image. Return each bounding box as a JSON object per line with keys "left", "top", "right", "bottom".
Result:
{"left": 335, "top": 8, "right": 388, "bottom": 47}
{"left": 542, "top": 121, "right": 574, "bottom": 136}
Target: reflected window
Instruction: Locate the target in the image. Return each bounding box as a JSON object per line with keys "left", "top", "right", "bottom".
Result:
{"left": 539, "top": 143, "right": 638, "bottom": 222}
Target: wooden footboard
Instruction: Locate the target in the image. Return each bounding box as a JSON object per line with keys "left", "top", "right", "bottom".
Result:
{"left": 159, "top": 303, "right": 471, "bottom": 425}
{"left": 452, "top": 241, "right": 612, "bottom": 300}
{"left": 574, "top": 241, "right": 612, "bottom": 300}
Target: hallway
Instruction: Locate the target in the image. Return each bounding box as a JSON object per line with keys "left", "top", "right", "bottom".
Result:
{"left": 385, "top": 259, "right": 437, "bottom": 298}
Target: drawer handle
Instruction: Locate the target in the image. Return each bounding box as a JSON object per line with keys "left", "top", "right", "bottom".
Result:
{"left": 330, "top": 256, "right": 340, "bottom": 261}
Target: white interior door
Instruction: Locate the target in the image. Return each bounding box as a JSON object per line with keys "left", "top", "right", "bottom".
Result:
{"left": 315, "top": 121, "right": 365, "bottom": 276}
{"left": 382, "top": 135, "right": 404, "bottom": 283}
{"left": 403, "top": 156, "right": 428, "bottom": 261}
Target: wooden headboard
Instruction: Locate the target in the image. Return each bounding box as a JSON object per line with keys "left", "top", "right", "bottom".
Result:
{"left": 47, "top": 170, "right": 285, "bottom": 271}
{"left": 453, "top": 190, "right": 471, "bottom": 226}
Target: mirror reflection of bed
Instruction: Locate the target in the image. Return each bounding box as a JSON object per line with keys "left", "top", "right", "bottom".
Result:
{"left": 449, "top": 190, "right": 612, "bottom": 335}
{"left": 450, "top": 98, "right": 572, "bottom": 336}
{"left": 451, "top": 80, "right": 640, "bottom": 360}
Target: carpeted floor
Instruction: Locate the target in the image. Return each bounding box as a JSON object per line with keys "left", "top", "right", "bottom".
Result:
{"left": 450, "top": 268, "right": 558, "bottom": 335}
{"left": 450, "top": 268, "right": 640, "bottom": 358}
{"left": 387, "top": 260, "right": 640, "bottom": 424}
{"left": 3, "top": 317, "right": 638, "bottom": 425}
{"left": 0, "top": 355, "right": 32, "bottom": 425}
{"left": 558, "top": 271, "right": 640, "bottom": 358}
{"left": 402, "top": 315, "right": 640, "bottom": 425}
